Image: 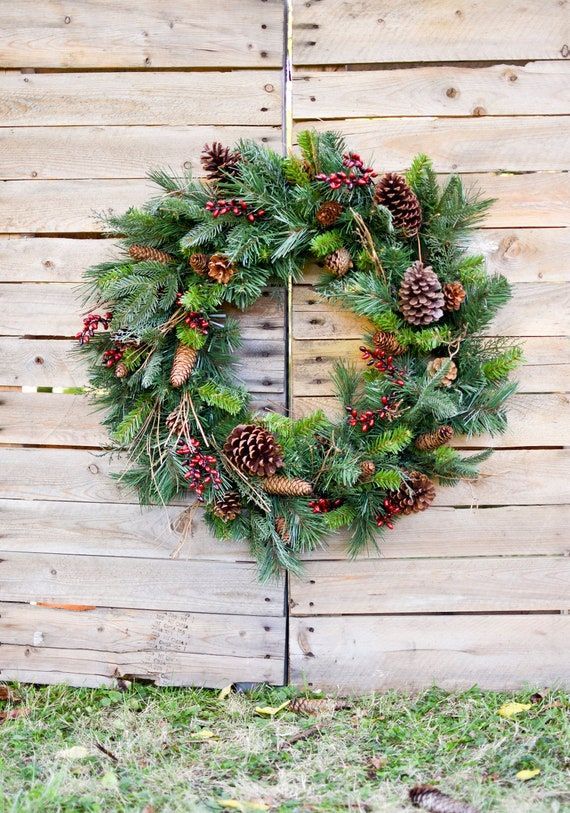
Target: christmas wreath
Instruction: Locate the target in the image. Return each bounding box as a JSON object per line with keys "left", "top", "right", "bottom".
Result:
{"left": 78, "top": 131, "right": 522, "bottom": 579}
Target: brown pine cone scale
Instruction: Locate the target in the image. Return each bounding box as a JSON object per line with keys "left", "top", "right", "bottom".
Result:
{"left": 391, "top": 471, "right": 435, "bottom": 515}
{"left": 201, "top": 142, "right": 240, "bottom": 181}
{"left": 415, "top": 426, "right": 454, "bottom": 451}
{"left": 399, "top": 261, "right": 445, "bottom": 326}
{"left": 316, "top": 200, "right": 343, "bottom": 227}
{"left": 325, "top": 247, "right": 353, "bottom": 277}
{"left": 443, "top": 281, "right": 466, "bottom": 311}
{"left": 223, "top": 424, "right": 283, "bottom": 477}
{"left": 427, "top": 357, "right": 458, "bottom": 388}
{"left": 115, "top": 361, "right": 128, "bottom": 378}
{"left": 359, "top": 460, "right": 376, "bottom": 481}
{"left": 374, "top": 172, "right": 422, "bottom": 237}
{"left": 262, "top": 476, "right": 313, "bottom": 496}
{"left": 275, "top": 516, "right": 290, "bottom": 542}
{"left": 189, "top": 253, "right": 209, "bottom": 275}
{"left": 208, "top": 253, "right": 236, "bottom": 284}
{"left": 129, "top": 244, "right": 174, "bottom": 264}
{"left": 212, "top": 492, "right": 241, "bottom": 522}
{"left": 372, "top": 331, "right": 406, "bottom": 356}
{"left": 170, "top": 344, "right": 198, "bottom": 388}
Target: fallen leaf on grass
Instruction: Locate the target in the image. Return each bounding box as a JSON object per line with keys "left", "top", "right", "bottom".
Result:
{"left": 254, "top": 700, "right": 290, "bottom": 717}
{"left": 218, "top": 684, "right": 233, "bottom": 701}
{"left": 219, "top": 801, "right": 268, "bottom": 812}
{"left": 498, "top": 702, "right": 531, "bottom": 718}
{"left": 189, "top": 729, "right": 216, "bottom": 740}
{"left": 0, "top": 707, "right": 30, "bottom": 723}
{"left": 56, "top": 745, "right": 92, "bottom": 760}
{"left": 0, "top": 685, "right": 19, "bottom": 702}
{"left": 516, "top": 768, "right": 541, "bottom": 781}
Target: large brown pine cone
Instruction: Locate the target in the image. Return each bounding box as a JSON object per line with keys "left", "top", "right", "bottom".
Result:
{"left": 316, "top": 200, "right": 344, "bottom": 226}
{"left": 443, "top": 281, "right": 466, "bottom": 311}
{"left": 372, "top": 331, "right": 406, "bottom": 356}
{"left": 374, "top": 172, "right": 422, "bottom": 237}
{"left": 201, "top": 142, "right": 241, "bottom": 181}
{"left": 398, "top": 261, "right": 445, "bottom": 326}
{"left": 391, "top": 471, "right": 435, "bottom": 515}
{"left": 409, "top": 784, "right": 479, "bottom": 813}
{"left": 208, "top": 253, "right": 236, "bottom": 284}
{"left": 170, "top": 344, "right": 198, "bottom": 388}
{"left": 427, "top": 357, "right": 458, "bottom": 388}
{"left": 261, "top": 476, "right": 313, "bottom": 496}
{"left": 324, "top": 247, "right": 353, "bottom": 277}
{"left": 212, "top": 491, "right": 241, "bottom": 522}
{"left": 415, "top": 426, "right": 454, "bottom": 451}
{"left": 189, "top": 253, "right": 209, "bottom": 275}
{"left": 223, "top": 424, "right": 283, "bottom": 477}
{"left": 129, "top": 244, "right": 174, "bottom": 264}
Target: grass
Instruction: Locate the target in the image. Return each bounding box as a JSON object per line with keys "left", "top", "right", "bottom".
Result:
{"left": 0, "top": 683, "right": 568, "bottom": 813}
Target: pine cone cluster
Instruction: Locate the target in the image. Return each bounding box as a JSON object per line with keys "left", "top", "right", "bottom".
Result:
{"left": 201, "top": 142, "right": 241, "bottom": 181}
{"left": 128, "top": 244, "right": 174, "bottom": 264}
{"left": 409, "top": 785, "right": 479, "bottom": 813}
{"left": 189, "top": 253, "right": 209, "bottom": 275}
{"left": 374, "top": 172, "right": 422, "bottom": 237}
{"left": 262, "top": 476, "right": 313, "bottom": 496}
{"left": 223, "top": 424, "right": 283, "bottom": 477}
{"left": 208, "top": 253, "right": 236, "bottom": 284}
{"left": 427, "top": 357, "right": 458, "bottom": 388}
{"left": 415, "top": 426, "right": 454, "bottom": 451}
{"left": 391, "top": 471, "right": 435, "bottom": 515}
{"left": 324, "top": 247, "right": 353, "bottom": 277}
{"left": 372, "top": 331, "right": 406, "bottom": 356}
{"left": 443, "top": 281, "right": 466, "bottom": 311}
{"left": 170, "top": 344, "right": 198, "bottom": 387}
{"left": 212, "top": 491, "right": 241, "bottom": 522}
{"left": 316, "top": 200, "right": 344, "bottom": 227}
{"left": 398, "top": 261, "right": 445, "bottom": 326}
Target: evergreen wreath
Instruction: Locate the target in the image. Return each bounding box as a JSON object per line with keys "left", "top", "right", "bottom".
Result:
{"left": 78, "top": 130, "right": 523, "bottom": 580}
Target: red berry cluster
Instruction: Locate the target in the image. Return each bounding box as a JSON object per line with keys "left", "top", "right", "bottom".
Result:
{"left": 205, "top": 198, "right": 265, "bottom": 222}
{"left": 360, "top": 345, "right": 405, "bottom": 386}
{"left": 346, "top": 394, "right": 403, "bottom": 432}
{"left": 315, "top": 153, "right": 377, "bottom": 190}
{"left": 346, "top": 407, "right": 376, "bottom": 432}
{"left": 375, "top": 497, "right": 401, "bottom": 530}
{"left": 102, "top": 345, "right": 124, "bottom": 368}
{"left": 309, "top": 497, "right": 343, "bottom": 514}
{"left": 184, "top": 311, "right": 209, "bottom": 334}
{"left": 177, "top": 438, "right": 222, "bottom": 500}
{"left": 76, "top": 312, "right": 112, "bottom": 345}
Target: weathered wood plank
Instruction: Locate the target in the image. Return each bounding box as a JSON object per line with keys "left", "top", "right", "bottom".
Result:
{"left": 290, "top": 615, "right": 570, "bottom": 692}
{"left": 292, "top": 283, "right": 570, "bottom": 339}
{"left": 0, "top": 1, "right": 283, "bottom": 68}
{"left": 0, "top": 237, "right": 117, "bottom": 282}
{"left": 3, "top": 174, "right": 569, "bottom": 232}
{"left": 0, "top": 645, "right": 283, "bottom": 688}
{"left": 294, "top": 393, "right": 570, "bottom": 448}
{"left": 292, "top": 0, "right": 568, "bottom": 63}
{"left": 0, "top": 551, "right": 284, "bottom": 616}
{"left": 289, "top": 557, "right": 570, "bottom": 615}
{"left": 0, "top": 70, "right": 281, "bottom": 126}
{"left": 2, "top": 499, "right": 568, "bottom": 561}
{"left": 293, "top": 117, "right": 570, "bottom": 172}
{"left": 1, "top": 447, "right": 567, "bottom": 506}
{"left": 1, "top": 125, "right": 281, "bottom": 180}
{"left": 292, "top": 337, "right": 570, "bottom": 396}
{"left": 0, "top": 602, "right": 284, "bottom": 658}
{"left": 0, "top": 338, "right": 285, "bottom": 392}
{"left": 293, "top": 62, "right": 570, "bottom": 118}
{"left": 0, "top": 285, "right": 284, "bottom": 339}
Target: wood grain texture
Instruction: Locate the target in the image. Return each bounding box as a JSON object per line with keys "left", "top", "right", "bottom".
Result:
{"left": 292, "top": 336, "right": 570, "bottom": 396}
{"left": 0, "top": 644, "right": 283, "bottom": 688}
{"left": 1, "top": 602, "right": 284, "bottom": 658}
{"left": 1, "top": 447, "right": 567, "bottom": 506}
{"left": 290, "top": 615, "right": 570, "bottom": 691}
{"left": 289, "top": 557, "right": 570, "bottom": 615}
{"left": 0, "top": 1, "right": 283, "bottom": 68}
{"left": 292, "top": 0, "right": 569, "bottom": 63}
{"left": 4, "top": 173, "right": 569, "bottom": 232}
{"left": 294, "top": 62, "right": 570, "bottom": 118}
{"left": 2, "top": 499, "right": 567, "bottom": 561}
{"left": 294, "top": 117, "right": 570, "bottom": 172}
{"left": 0, "top": 70, "right": 281, "bottom": 126}
{"left": 1, "top": 125, "right": 281, "bottom": 180}
{"left": 0, "top": 237, "right": 117, "bottom": 282}
{"left": 0, "top": 551, "right": 284, "bottom": 615}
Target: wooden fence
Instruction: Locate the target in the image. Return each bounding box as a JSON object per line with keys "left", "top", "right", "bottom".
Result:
{"left": 1, "top": 0, "right": 568, "bottom": 690}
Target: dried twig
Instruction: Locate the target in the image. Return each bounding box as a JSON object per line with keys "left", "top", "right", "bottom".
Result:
{"left": 351, "top": 209, "right": 386, "bottom": 281}
{"left": 278, "top": 722, "right": 324, "bottom": 750}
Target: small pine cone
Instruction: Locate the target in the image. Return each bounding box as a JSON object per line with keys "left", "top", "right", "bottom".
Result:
{"left": 374, "top": 172, "right": 422, "bottom": 237}
{"left": 212, "top": 491, "right": 241, "bottom": 522}
{"left": 324, "top": 247, "right": 353, "bottom": 277}
{"left": 415, "top": 426, "right": 454, "bottom": 451}
{"left": 372, "top": 331, "right": 406, "bottom": 356}
{"left": 316, "top": 200, "right": 344, "bottom": 227}
{"left": 223, "top": 424, "right": 284, "bottom": 478}
{"left": 359, "top": 460, "right": 376, "bottom": 481}
{"left": 275, "top": 516, "right": 290, "bottom": 542}
{"left": 115, "top": 362, "right": 128, "bottom": 378}
{"left": 201, "top": 142, "right": 241, "bottom": 181}
{"left": 261, "top": 476, "right": 313, "bottom": 497}
{"left": 391, "top": 471, "right": 435, "bottom": 515}
{"left": 128, "top": 244, "right": 174, "bottom": 264}
{"left": 165, "top": 406, "right": 186, "bottom": 434}
{"left": 399, "top": 261, "right": 445, "bottom": 326}
{"left": 289, "top": 697, "right": 336, "bottom": 715}
{"left": 189, "top": 253, "right": 209, "bottom": 275}
{"left": 170, "top": 344, "right": 198, "bottom": 388}
{"left": 443, "top": 281, "right": 466, "bottom": 311}
{"left": 208, "top": 253, "right": 236, "bottom": 284}
{"left": 427, "top": 357, "right": 458, "bottom": 388}
{"left": 409, "top": 785, "right": 479, "bottom": 813}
